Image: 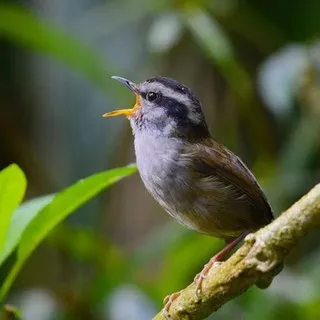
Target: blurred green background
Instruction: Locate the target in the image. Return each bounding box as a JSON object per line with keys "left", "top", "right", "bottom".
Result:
{"left": 0, "top": 0, "right": 320, "bottom": 319}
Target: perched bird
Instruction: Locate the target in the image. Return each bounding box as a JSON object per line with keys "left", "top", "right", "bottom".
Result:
{"left": 103, "top": 76, "right": 273, "bottom": 317}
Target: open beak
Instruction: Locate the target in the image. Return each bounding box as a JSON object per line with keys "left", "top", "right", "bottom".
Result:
{"left": 103, "top": 76, "right": 140, "bottom": 118}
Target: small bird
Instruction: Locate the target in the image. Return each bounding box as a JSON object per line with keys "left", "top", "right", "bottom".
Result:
{"left": 104, "top": 76, "right": 273, "bottom": 317}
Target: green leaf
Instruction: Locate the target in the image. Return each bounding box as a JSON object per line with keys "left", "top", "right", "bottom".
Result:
{"left": 0, "top": 164, "right": 137, "bottom": 301}
{"left": 0, "top": 4, "right": 110, "bottom": 90}
{"left": 0, "top": 164, "right": 26, "bottom": 256}
{"left": 0, "top": 195, "right": 54, "bottom": 266}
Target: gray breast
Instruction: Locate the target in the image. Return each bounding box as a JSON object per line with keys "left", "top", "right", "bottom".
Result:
{"left": 134, "top": 135, "right": 190, "bottom": 223}
{"left": 134, "top": 135, "right": 222, "bottom": 234}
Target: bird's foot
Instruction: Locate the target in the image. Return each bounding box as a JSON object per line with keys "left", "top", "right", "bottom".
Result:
{"left": 163, "top": 291, "right": 182, "bottom": 319}
{"left": 194, "top": 234, "right": 247, "bottom": 296}
{"left": 194, "top": 257, "right": 222, "bottom": 296}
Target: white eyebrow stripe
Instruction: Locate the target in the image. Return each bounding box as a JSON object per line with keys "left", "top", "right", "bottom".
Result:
{"left": 140, "top": 82, "right": 190, "bottom": 106}
{"left": 139, "top": 81, "right": 203, "bottom": 124}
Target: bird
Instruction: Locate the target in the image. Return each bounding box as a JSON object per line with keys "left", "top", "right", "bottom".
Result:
{"left": 103, "top": 76, "right": 274, "bottom": 318}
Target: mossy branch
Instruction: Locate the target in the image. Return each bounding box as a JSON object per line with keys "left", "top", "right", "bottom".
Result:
{"left": 153, "top": 183, "right": 320, "bottom": 320}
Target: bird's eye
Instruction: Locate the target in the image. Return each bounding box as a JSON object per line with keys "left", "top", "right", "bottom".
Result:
{"left": 146, "top": 91, "right": 158, "bottom": 102}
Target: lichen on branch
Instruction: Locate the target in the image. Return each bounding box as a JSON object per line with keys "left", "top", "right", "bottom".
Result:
{"left": 153, "top": 183, "right": 320, "bottom": 320}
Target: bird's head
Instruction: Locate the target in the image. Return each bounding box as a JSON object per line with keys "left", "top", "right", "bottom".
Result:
{"left": 103, "top": 76, "right": 210, "bottom": 141}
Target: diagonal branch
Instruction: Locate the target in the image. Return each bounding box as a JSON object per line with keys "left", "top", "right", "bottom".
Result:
{"left": 153, "top": 183, "right": 320, "bottom": 320}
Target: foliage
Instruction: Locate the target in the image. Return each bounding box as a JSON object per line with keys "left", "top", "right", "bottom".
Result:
{"left": 0, "top": 164, "right": 136, "bottom": 302}
{"left": 0, "top": 0, "right": 319, "bottom": 319}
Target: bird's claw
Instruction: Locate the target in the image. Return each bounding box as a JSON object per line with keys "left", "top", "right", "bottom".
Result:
{"left": 194, "top": 259, "right": 222, "bottom": 296}
{"left": 163, "top": 291, "right": 182, "bottom": 320}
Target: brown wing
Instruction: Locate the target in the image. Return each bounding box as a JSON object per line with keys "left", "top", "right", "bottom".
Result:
{"left": 185, "top": 139, "right": 274, "bottom": 228}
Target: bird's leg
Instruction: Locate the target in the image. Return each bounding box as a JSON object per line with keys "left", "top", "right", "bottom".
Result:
{"left": 194, "top": 233, "right": 247, "bottom": 295}
{"left": 162, "top": 233, "right": 247, "bottom": 318}
{"left": 163, "top": 290, "right": 183, "bottom": 319}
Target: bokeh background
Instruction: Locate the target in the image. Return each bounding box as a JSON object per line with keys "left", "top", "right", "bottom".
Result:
{"left": 1, "top": 0, "right": 320, "bottom": 319}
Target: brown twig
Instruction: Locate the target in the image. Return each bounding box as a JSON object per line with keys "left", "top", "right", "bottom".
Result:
{"left": 153, "top": 184, "right": 320, "bottom": 320}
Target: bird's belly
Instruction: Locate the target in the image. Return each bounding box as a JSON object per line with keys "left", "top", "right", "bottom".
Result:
{"left": 140, "top": 172, "right": 203, "bottom": 232}
{"left": 137, "top": 159, "right": 234, "bottom": 237}
{"left": 135, "top": 140, "right": 202, "bottom": 231}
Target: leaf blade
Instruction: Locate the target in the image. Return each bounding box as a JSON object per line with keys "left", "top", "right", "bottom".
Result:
{"left": 0, "top": 164, "right": 137, "bottom": 301}
{"left": 0, "top": 195, "right": 54, "bottom": 266}
{"left": 0, "top": 4, "right": 110, "bottom": 89}
{"left": 0, "top": 164, "right": 26, "bottom": 256}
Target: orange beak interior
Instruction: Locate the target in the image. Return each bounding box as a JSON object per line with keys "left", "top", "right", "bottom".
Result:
{"left": 103, "top": 94, "right": 141, "bottom": 118}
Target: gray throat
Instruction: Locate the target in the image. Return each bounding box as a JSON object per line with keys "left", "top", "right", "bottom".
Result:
{"left": 134, "top": 133, "right": 184, "bottom": 184}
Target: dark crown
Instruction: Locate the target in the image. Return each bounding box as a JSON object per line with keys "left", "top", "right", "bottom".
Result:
{"left": 145, "top": 77, "right": 201, "bottom": 106}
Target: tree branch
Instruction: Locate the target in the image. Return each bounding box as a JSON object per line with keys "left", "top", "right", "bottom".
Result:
{"left": 153, "top": 183, "right": 320, "bottom": 320}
